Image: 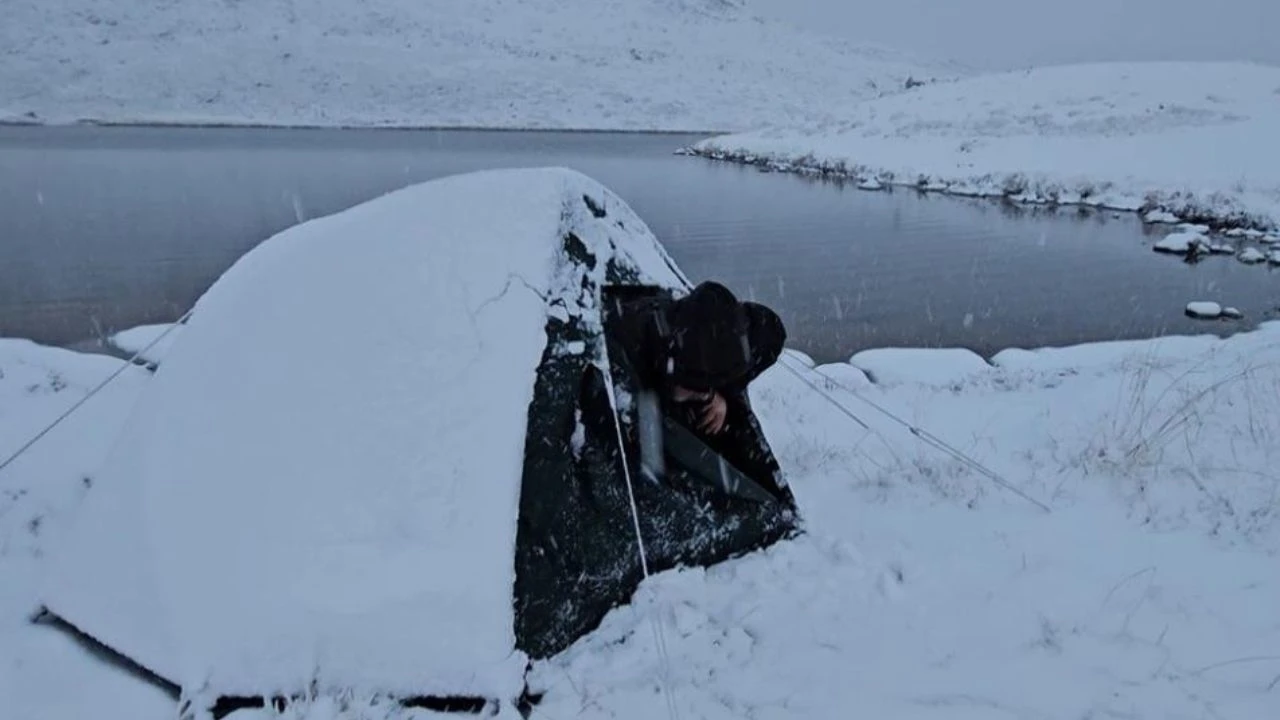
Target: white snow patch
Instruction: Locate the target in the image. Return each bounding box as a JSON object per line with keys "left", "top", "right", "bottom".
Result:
{"left": 850, "top": 347, "right": 990, "bottom": 387}
{"left": 1222, "top": 307, "right": 1244, "bottom": 319}
{"left": 1142, "top": 209, "right": 1180, "bottom": 224}
{"left": 1153, "top": 230, "right": 1209, "bottom": 254}
{"left": 0, "top": 0, "right": 960, "bottom": 132}
{"left": 857, "top": 178, "right": 884, "bottom": 191}
{"left": 108, "top": 323, "right": 183, "bottom": 365}
{"left": 1237, "top": 247, "right": 1267, "bottom": 264}
{"left": 1270, "top": 250, "right": 1280, "bottom": 265}
{"left": 38, "top": 167, "right": 687, "bottom": 703}
{"left": 1184, "top": 301, "right": 1223, "bottom": 319}
{"left": 695, "top": 62, "right": 1280, "bottom": 229}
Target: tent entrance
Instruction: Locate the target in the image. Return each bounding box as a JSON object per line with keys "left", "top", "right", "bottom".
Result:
{"left": 512, "top": 277, "right": 800, "bottom": 664}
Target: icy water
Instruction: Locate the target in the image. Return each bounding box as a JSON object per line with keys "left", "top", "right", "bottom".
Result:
{"left": 2, "top": 125, "right": 1278, "bottom": 364}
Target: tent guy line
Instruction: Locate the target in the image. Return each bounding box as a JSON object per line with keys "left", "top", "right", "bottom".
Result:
{"left": 776, "top": 354, "right": 1052, "bottom": 513}
{"left": 598, "top": 344, "right": 685, "bottom": 720}
{"left": 0, "top": 308, "right": 194, "bottom": 478}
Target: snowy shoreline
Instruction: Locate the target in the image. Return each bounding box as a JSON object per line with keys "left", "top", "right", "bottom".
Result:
{"left": 683, "top": 146, "right": 1279, "bottom": 231}
{"left": 0, "top": 117, "right": 722, "bottom": 135}
{"left": 686, "top": 62, "right": 1280, "bottom": 233}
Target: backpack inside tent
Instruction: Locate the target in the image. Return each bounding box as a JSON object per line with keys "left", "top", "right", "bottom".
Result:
{"left": 36, "top": 167, "right": 801, "bottom": 718}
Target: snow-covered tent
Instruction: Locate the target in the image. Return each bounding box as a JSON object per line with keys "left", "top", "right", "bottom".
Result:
{"left": 38, "top": 167, "right": 799, "bottom": 716}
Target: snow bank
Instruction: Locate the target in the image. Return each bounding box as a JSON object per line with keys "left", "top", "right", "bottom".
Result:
{"left": 691, "top": 62, "right": 1280, "bottom": 230}
{"left": 1, "top": 0, "right": 958, "bottom": 131}
{"left": 39, "top": 167, "right": 687, "bottom": 703}
{"left": 850, "top": 347, "right": 990, "bottom": 387}
{"left": 108, "top": 323, "right": 183, "bottom": 366}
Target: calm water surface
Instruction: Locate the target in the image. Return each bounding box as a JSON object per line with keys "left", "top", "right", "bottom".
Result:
{"left": 2, "top": 125, "right": 1277, "bottom": 364}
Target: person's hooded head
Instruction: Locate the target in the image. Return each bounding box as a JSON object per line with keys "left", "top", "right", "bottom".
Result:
{"left": 665, "top": 281, "right": 785, "bottom": 392}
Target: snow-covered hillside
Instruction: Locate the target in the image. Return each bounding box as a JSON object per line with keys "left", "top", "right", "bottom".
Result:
{"left": 0, "top": 0, "right": 958, "bottom": 131}
{"left": 691, "top": 62, "right": 1280, "bottom": 230}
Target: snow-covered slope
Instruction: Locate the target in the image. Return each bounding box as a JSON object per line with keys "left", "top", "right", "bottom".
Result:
{"left": 0, "top": 0, "right": 958, "bottom": 131}
{"left": 691, "top": 62, "right": 1280, "bottom": 229}
{"left": 37, "top": 167, "right": 687, "bottom": 703}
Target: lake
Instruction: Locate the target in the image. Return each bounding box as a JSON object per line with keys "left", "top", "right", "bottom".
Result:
{"left": 2, "top": 125, "right": 1277, "bottom": 365}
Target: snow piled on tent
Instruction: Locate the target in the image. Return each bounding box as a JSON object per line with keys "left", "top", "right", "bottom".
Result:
{"left": 0, "top": 0, "right": 959, "bottom": 131}
{"left": 36, "top": 167, "right": 687, "bottom": 703}
{"left": 690, "top": 62, "right": 1280, "bottom": 231}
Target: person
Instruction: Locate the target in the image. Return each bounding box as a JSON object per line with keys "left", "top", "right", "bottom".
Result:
{"left": 609, "top": 280, "right": 792, "bottom": 503}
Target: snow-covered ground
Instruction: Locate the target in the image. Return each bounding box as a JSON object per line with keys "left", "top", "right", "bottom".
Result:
{"left": 107, "top": 323, "right": 185, "bottom": 367}
{"left": 689, "top": 62, "right": 1280, "bottom": 230}
{"left": 0, "top": 341, "right": 173, "bottom": 720}
{"left": 4, "top": 318, "right": 1279, "bottom": 719}
{"left": 0, "top": 0, "right": 956, "bottom": 131}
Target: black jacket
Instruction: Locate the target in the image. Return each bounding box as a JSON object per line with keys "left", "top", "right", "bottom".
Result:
{"left": 611, "top": 282, "right": 786, "bottom": 407}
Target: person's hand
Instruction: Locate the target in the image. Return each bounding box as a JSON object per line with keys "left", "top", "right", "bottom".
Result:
{"left": 698, "top": 391, "right": 728, "bottom": 434}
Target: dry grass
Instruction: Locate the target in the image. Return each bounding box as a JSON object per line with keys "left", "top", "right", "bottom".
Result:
{"left": 1086, "top": 340, "right": 1280, "bottom": 546}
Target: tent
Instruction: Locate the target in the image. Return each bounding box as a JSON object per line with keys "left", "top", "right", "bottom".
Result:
{"left": 38, "top": 167, "right": 800, "bottom": 717}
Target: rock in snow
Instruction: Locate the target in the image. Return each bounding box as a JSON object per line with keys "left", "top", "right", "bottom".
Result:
{"left": 1185, "top": 301, "right": 1223, "bottom": 319}
{"left": 857, "top": 178, "right": 885, "bottom": 191}
{"left": 1238, "top": 247, "right": 1268, "bottom": 264}
{"left": 1142, "top": 209, "right": 1181, "bottom": 224}
{"left": 1154, "top": 231, "right": 1210, "bottom": 255}
{"left": 1222, "top": 307, "right": 1245, "bottom": 319}
{"left": 1270, "top": 250, "right": 1280, "bottom": 265}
